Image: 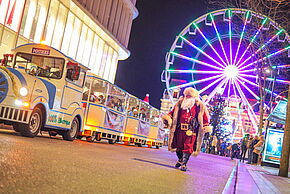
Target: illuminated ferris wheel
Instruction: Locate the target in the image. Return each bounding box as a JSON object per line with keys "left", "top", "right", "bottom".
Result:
{"left": 162, "top": 8, "right": 290, "bottom": 131}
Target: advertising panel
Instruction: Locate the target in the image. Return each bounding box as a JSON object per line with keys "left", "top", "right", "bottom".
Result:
{"left": 267, "top": 100, "right": 287, "bottom": 124}
{"left": 263, "top": 128, "right": 284, "bottom": 164}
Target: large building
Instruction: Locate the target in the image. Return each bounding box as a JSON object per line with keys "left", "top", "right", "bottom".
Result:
{"left": 0, "top": 0, "right": 138, "bottom": 83}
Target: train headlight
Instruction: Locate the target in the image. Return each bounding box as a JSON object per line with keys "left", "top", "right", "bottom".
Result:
{"left": 19, "top": 87, "right": 28, "bottom": 96}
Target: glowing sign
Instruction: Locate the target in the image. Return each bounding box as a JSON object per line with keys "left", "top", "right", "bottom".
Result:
{"left": 263, "top": 128, "right": 284, "bottom": 164}
{"left": 267, "top": 100, "right": 287, "bottom": 124}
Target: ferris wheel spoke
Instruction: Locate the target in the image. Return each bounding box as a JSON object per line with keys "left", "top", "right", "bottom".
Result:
{"left": 192, "top": 22, "right": 228, "bottom": 67}
{"left": 170, "top": 52, "right": 224, "bottom": 71}
{"left": 198, "top": 75, "right": 226, "bottom": 94}
{"left": 209, "top": 13, "right": 230, "bottom": 66}
{"left": 204, "top": 77, "right": 228, "bottom": 105}
{"left": 228, "top": 9, "right": 233, "bottom": 65}
{"left": 226, "top": 78, "right": 231, "bottom": 100}
{"left": 236, "top": 77, "right": 260, "bottom": 100}
{"left": 233, "top": 80, "right": 259, "bottom": 128}
{"left": 239, "top": 45, "right": 290, "bottom": 71}
{"left": 235, "top": 17, "right": 268, "bottom": 67}
{"left": 237, "top": 29, "right": 286, "bottom": 69}
{"left": 237, "top": 75, "right": 259, "bottom": 87}
{"left": 169, "top": 74, "right": 224, "bottom": 90}
{"left": 167, "top": 69, "right": 223, "bottom": 74}
{"left": 233, "top": 11, "right": 251, "bottom": 66}
{"left": 239, "top": 69, "right": 255, "bottom": 73}
{"left": 239, "top": 73, "right": 257, "bottom": 79}
{"left": 180, "top": 36, "right": 226, "bottom": 68}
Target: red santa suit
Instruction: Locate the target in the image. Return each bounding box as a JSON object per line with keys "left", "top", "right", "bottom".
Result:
{"left": 163, "top": 97, "right": 211, "bottom": 156}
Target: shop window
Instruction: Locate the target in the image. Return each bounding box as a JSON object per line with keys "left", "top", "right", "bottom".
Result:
{"left": 0, "top": 0, "right": 9, "bottom": 25}
{"left": 76, "top": 24, "right": 88, "bottom": 62}
{"left": 4, "top": 0, "right": 25, "bottom": 32}
{"left": 108, "top": 51, "right": 118, "bottom": 83}
{"left": 127, "top": 97, "right": 139, "bottom": 117}
{"left": 103, "top": 47, "right": 113, "bottom": 80}
{"left": 99, "top": 44, "right": 108, "bottom": 77}
{"left": 0, "top": 28, "right": 16, "bottom": 57}
{"left": 88, "top": 34, "right": 99, "bottom": 70}
{"left": 51, "top": 4, "right": 68, "bottom": 49}
{"left": 89, "top": 78, "right": 108, "bottom": 104}
{"left": 68, "top": 16, "right": 81, "bottom": 59}
{"left": 82, "top": 28, "right": 93, "bottom": 66}
{"left": 61, "top": 12, "right": 75, "bottom": 55}
{"left": 93, "top": 37, "right": 104, "bottom": 75}
{"left": 106, "top": 85, "right": 126, "bottom": 113}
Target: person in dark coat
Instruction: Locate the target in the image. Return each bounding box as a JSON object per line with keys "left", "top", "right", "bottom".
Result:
{"left": 231, "top": 143, "right": 240, "bottom": 160}
{"left": 240, "top": 134, "right": 249, "bottom": 162}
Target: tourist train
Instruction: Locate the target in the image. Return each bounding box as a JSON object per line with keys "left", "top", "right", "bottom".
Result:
{"left": 0, "top": 43, "right": 165, "bottom": 148}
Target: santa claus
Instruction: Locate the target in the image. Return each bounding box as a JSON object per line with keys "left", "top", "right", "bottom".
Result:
{"left": 162, "top": 87, "right": 212, "bottom": 171}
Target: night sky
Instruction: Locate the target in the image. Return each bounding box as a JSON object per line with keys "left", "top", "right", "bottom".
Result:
{"left": 115, "top": 0, "right": 208, "bottom": 109}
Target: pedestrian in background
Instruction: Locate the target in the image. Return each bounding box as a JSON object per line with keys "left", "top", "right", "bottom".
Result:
{"left": 211, "top": 135, "right": 218, "bottom": 154}
{"left": 240, "top": 134, "right": 249, "bottom": 163}
{"left": 220, "top": 141, "right": 227, "bottom": 156}
{"left": 162, "top": 87, "right": 212, "bottom": 171}
{"left": 252, "top": 135, "right": 265, "bottom": 165}
{"left": 246, "top": 135, "right": 254, "bottom": 164}
{"left": 231, "top": 143, "right": 240, "bottom": 160}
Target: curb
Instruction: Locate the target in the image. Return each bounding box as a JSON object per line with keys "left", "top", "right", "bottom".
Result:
{"left": 222, "top": 160, "right": 238, "bottom": 194}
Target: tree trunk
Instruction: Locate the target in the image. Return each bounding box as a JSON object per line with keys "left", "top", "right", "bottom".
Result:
{"left": 279, "top": 85, "right": 290, "bottom": 177}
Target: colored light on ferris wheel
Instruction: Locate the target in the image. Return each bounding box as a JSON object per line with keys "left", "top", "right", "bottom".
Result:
{"left": 224, "top": 65, "right": 239, "bottom": 79}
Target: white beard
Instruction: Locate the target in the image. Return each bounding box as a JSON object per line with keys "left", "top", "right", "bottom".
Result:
{"left": 181, "top": 97, "right": 196, "bottom": 110}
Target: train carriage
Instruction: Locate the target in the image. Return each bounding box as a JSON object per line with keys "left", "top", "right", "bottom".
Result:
{"left": 80, "top": 72, "right": 127, "bottom": 143}
{"left": 80, "top": 73, "right": 165, "bottom": 148}
{"left": 0, "top": 43, "right": 89, "bottom": 140}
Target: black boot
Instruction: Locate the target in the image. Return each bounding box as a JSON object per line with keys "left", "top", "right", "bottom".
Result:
{"left": 175, "top": 151, "right": 183, "bottom": 168}
{"left": 180, "top": 153, "right": 190, "bottom": 171}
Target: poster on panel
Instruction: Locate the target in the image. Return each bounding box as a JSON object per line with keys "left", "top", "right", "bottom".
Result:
{"left": 104, "top": 110, "right": 124, "bottom": 132}
{"left": 263, "top": 128, "right": 284, "bottom": 164}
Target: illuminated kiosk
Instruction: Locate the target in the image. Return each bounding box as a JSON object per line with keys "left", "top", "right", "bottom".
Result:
{"left": 161, "top": 8, "right": 290, "bottom": 136}
{"left": 0, "top": 0, "right": 138, "bottom": 83}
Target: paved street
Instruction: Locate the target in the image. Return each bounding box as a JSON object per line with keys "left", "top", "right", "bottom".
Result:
{"left": 0, "top": 129, "right": 236, "bottom": 194}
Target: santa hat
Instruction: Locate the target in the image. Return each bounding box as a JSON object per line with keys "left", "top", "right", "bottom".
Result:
{"left": 183, "top": 87, "right": 199, "bottom": 98}
{"left": 143, "top": 93, "right": 149, "bottom": 103}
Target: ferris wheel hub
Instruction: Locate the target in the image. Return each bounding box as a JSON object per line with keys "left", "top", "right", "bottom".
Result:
{"left": 224, "top": 65, "right": 239, "bottom": 79}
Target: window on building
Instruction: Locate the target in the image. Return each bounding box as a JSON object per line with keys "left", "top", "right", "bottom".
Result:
{"left": 68, "top": 16, "right": 82, "bottom": 59}
{"left": 51, "top": 4, "right": 68, "bottom": 49}
{"left": 42, "top": 0, "right": 59, "bottom": 45}
{"left": 61, "top": 12, "right": 75, "bottom": 55}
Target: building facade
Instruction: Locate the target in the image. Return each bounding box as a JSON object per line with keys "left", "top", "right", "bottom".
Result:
{"left": 0, "top": 0, "right": 138, "bottom": 83}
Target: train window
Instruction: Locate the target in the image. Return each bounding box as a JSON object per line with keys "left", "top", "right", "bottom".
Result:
{"left": 90, "top": 79, "right": 107, "bottom": 104}
{"left": 150, "top": 108, "right": 159, "bottom": 126}
{"left": 139, "top": 101, "right": 150, "bottom": 122}
{"left": 107, "top": 85, "right": 126, "bottom": 112}
{"left": 15, "top": 53, "right": 64, "bottom": 79}
{"left": 127, "top": 97, "right": 139, "bottom": 117}
{"left": 82, "top": 78, "right": 91, "bottom": 101}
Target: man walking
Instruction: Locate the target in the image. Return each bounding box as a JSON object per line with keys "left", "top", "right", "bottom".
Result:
{"left": 162, "top": 87, "right": 212, "bottom": 171}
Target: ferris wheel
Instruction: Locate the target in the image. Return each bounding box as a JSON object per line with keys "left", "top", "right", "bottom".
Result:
{"left": 162, "top": 8, "right": 290, "bottom": 131}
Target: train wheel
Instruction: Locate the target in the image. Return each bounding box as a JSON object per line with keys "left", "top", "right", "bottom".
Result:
{"left": 108, "top": 139, "right": 115, "bottom": 144}
{"left": 62, "top": 117, "right": 79, "bottom": 141}
{"left": 18, "top": 107, "right": 43, "bottom": 137}
{"left": 86, "top": 136, "right": 95, "bottom": 142}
